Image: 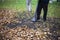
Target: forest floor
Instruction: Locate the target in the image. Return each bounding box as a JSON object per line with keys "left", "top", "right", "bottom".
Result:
{"left": 0, "top": 9, "right": 60, "bottom": 40}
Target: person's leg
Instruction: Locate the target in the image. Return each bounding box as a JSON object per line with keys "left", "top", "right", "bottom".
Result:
{"left": 31, "top": 0, "right": 42, "bottom": 22}
{"left": 43, "top": 3, "right": 48, "bottom": 22}
{"left": 36, "top": 0, "right": 42, "bottom": 20}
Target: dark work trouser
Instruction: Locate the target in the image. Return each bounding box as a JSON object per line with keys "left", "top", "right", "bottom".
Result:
{"left": 36, "top": 0, "right": 49, "bottom": 21}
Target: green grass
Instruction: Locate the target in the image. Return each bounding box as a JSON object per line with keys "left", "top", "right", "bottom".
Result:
{"left": 0, "top": 0, "right": 60, "bottom": 18}
{"left": 48, "top": 2, "right": 60, "bottom": 18}
{"left": 0, "top": 0, "right": 37, "bottom": 11}
{"left": 0, "top": 0, "right": 26, "bottom": 11}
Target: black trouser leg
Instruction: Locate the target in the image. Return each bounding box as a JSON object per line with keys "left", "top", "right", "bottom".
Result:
{"left": 43, "top": 3, "right": 48, "bottom": 21}
{"left": 36, "top": 0, "right": 42, "bottom": 19}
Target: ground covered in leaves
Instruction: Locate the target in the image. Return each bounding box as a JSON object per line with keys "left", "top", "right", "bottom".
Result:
{"left": 0, "top": 9, "right": 60, "bottom": 40}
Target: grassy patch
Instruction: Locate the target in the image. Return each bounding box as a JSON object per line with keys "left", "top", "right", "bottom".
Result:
{"left": 0, "top": 0, "right": 60, "bottom": 18}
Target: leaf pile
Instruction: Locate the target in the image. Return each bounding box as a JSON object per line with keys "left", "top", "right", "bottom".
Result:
{"left": 0, "top": 25, "right": 52, "bottom": 40}
{"left": 0, "top": 9, "right": 19, "bottom": 25}
{"left": 0, "top": 9, "right": 60, "bottom": 40}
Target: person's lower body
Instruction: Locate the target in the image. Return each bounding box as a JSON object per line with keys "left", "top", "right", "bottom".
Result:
{"left": 43, "top": 3, "right": 48, "bottom": 22}
{"left": 31, "top": 1, "right": 42, "bottom": 22}
{"left": 31, "top": 0, "right": 48, "bottom": 22}
{"left": 42, "top": 3, "right": 48, "bottom": 27}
